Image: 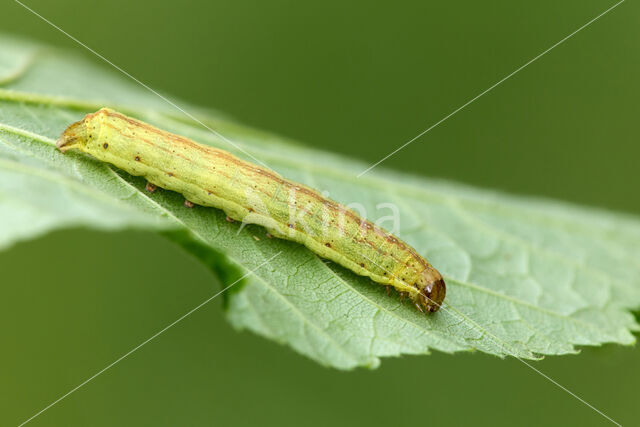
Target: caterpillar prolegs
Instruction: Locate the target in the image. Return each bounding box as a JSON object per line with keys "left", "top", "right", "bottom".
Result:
{"left": 57, "top": 108, "right": 446, "bottom": 313}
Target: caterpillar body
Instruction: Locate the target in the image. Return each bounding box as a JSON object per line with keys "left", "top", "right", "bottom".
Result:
{"left": 57, "top": 108, "right": 446, "bottom": 312}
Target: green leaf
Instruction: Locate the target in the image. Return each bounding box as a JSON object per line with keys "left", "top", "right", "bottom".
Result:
{"left": 1, "top": 35, "right": 638, "bottom": 369}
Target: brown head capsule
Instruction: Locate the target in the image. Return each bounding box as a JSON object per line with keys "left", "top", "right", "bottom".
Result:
{"left": 415, "top": 268, "right": 446, "bottom": 313}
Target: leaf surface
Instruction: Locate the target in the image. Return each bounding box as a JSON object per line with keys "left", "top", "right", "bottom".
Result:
{"left": 1, "top": 35, "right": 638, "bottom": 369}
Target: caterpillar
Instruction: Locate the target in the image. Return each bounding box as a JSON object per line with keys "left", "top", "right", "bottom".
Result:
{"left": 57, "top": 108, "right": 446, "bottom": 313}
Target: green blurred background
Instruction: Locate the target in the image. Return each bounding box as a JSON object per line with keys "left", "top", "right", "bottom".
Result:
{"left": 1, "top": 0, "right": 638, "bottom": 425}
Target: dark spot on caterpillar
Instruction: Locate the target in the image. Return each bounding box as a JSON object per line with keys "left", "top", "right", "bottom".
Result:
{"left": 103, "top": 143, "right": 108, "bottom": 149}
{"left": 135, "top": 156, "right": 140, "bottom": 161}
{"left": 288, "top": 224, "right": 294, "bottom": 228}
{"left": 248, "top": 207, "right": 254, "bottom": 212}
{"left": 360, "top": 263, "right": 365, "bottom": 267}
{"left": 324, "top": 243, "right": 331, "bottom": 248}
{"left": 168, "top": 172, "right": 174, "bottom": 177}
{"left": 184, "top": 200, "right": 194, "bottom": 208}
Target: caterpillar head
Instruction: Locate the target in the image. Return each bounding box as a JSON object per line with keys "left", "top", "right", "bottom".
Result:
{"left": 416, "top": 268, "right": 446, "bottom": 313}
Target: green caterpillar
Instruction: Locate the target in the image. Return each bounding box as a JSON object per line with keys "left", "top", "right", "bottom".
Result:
{"left": 57, "top": 108, "right": 446, "bottom": 313}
